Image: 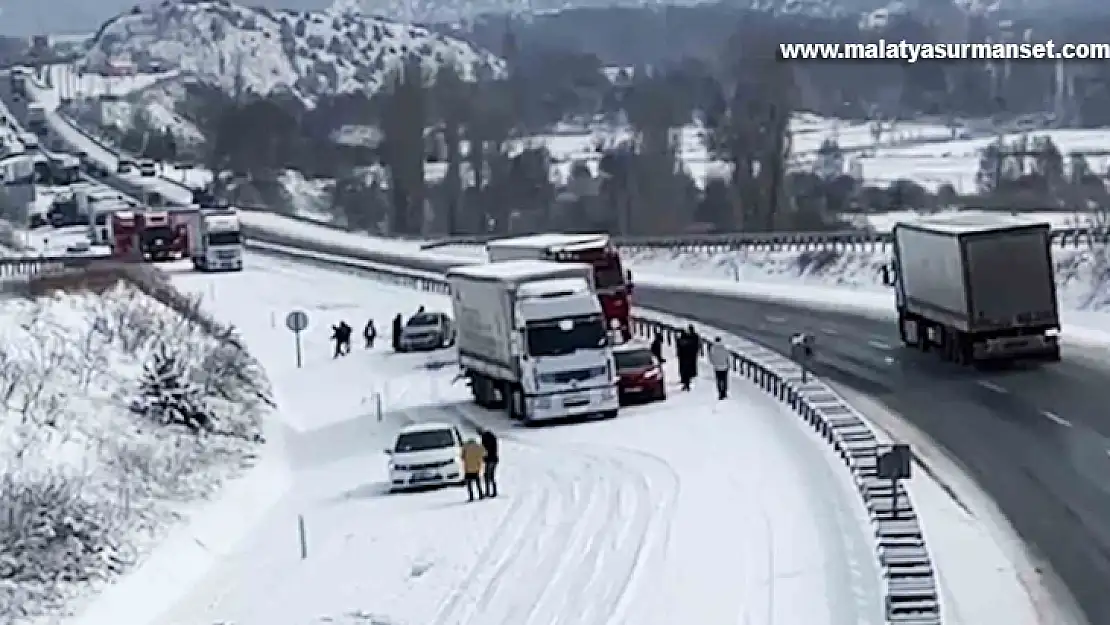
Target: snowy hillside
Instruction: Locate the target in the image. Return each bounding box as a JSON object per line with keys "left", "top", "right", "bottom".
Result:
{"left": 82, "top": 0, "right": 505, "bottom": 101}
{"left": 0, "top": 277, "right": 271, "bottom": 624}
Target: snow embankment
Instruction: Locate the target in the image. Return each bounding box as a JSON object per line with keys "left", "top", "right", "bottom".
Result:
{"left": 0, "top": 268, "right": 280, "bottom": 625}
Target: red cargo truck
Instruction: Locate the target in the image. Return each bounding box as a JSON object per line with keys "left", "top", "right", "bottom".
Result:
{"left": 485, "top": 234, "right": 634, "bottom": 338}
{"left": 139, "top": 211, "right": 184, "bottom": 262}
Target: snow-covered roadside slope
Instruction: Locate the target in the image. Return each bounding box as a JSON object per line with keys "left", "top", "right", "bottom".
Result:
{"left": 0, "top": 275, "right": 275, "bottom": 625}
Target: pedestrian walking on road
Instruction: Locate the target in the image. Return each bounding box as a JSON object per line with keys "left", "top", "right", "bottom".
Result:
{"left": 363, "top": 319, "right": 377, "bottom": 349}
{"left": 461, "top": 437, "right": 486, "bottom": 501}
{"left": 330, "top": 323, "right": 345, "bottom": 358}
{"left": 708, "top": 337, "right": 731, "bottom": 400}
{"left": 676, "top": 325, "right": 700, "bottom": 391}
{"left": 391, "top": 313, "right": 403, "bottom": 352}
{"left": 480, "top": 428, "right": 499, "bottom": 498}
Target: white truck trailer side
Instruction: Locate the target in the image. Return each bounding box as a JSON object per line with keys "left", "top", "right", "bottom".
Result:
{"left": 447, "top": 259, "right": 620, "bottom": 422}
{"left": 892, "top": 214, "right": 1060, "bottom": 364}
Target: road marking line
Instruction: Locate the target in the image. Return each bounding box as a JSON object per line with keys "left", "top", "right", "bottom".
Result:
{"left": 1041, "top": 411, "right": 1072, "bottom": 427}
{"left": 820, "top": 327, "right": 838, "bottom": 335}
{"left": 867, "top": 339, "right": 891, "bottom": 350}
{"left": 976, "top": 380, "right": 1008, "bottom": 394}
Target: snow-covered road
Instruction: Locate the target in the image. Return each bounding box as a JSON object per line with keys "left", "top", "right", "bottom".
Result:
{"left": 154, "top": 251, "right": 884, "bottom": 625}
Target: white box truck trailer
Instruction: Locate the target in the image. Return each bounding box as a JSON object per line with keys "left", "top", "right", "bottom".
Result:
{"left": 191, "top": 210, "right": 243, "bottom": 271}
{"left": 447, "top": 259, "right": 620, "bottom": 423}
{"left": 892, "top": 214, "right": 1060, "bottom": 364}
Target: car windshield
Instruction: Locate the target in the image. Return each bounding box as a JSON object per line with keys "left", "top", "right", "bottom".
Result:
{"left": 615, "top": 349, "right": 655, "bottom": 370}
{"left": 394, "top": 429, "right": 455, "bottom": 452}
{"left": 526, "top": 314, "right": 608, "bottom": 357}
{"left": 408, "top": 314, "right": 438, "bottom": 327}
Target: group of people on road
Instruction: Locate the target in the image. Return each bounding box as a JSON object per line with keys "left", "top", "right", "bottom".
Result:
{"left": 328, "top": 319, "right": 379, "bottom": 357}
{"left": 666, "top": 324, "right": 733, "bottom": 400}
{"left": 330, "top": 305, "right": 439, "bottom": 357}
{"left": 460, "top": 428, "right": 499, "bottom": 502}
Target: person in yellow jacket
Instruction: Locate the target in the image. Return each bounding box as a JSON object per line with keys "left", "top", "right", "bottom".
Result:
{"left": 461, "top": 438, "right": 486, "bottom": 501}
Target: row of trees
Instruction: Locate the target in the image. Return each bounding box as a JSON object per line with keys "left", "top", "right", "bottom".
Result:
{"left": 138, "top": 23, "right": 836, "bottom": 237}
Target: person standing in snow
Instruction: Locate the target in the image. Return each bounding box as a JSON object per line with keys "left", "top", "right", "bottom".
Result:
{"left": 339, "top": 321, "right": 353, "bottom": 355}
{"left": 330, "top": 324, "right": 345, "bottom": 358}
{"left": 480, "top": 428, "right": 499, "bottom": 498}
{"left": 363, "top": 319, "right": 377, "bottom": 349}
{"left": 461, "top": 437, "right": 486, "bottom": 501}
{"left": 650, "top": 332, "right": 665, "bottom": 363}
{"left": 708, "top": 336, "right": 731, "bottom": 400}
{"left": 391, "top": 313, "right": 403, "bottom": 352}
{"left": 676, "top": 326, "right": 700, "bottom": 390}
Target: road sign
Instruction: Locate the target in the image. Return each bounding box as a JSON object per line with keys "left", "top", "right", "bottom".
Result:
{"left": 286, "top": 310, "right": 309, "bottom": 333}
{"left": 285, "top": 310, "right": 309, "bottom": 368}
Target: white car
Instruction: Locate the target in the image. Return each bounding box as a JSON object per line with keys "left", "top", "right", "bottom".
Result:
{"left": 386, "top": 422, "right": 465, "bottom": 491}
{"left": 137, "top": 160, "right": 157, "bottom": 176}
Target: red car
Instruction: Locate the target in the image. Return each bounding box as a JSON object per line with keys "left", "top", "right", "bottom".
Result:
{"left": 613, "top": 341, "right": 666, "bottom": 403}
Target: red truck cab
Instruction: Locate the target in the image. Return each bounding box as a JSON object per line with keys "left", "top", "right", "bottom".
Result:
{"left": 486, "top": 234, "right": 634, "bottom": 338}
{"left": 109, "top": 211, "right": 139, "bottom": 259}
{"left": 139, "top": 211, "right": 180, "bottom": 262}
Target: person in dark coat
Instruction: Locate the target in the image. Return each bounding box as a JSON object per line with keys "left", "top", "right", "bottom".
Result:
{"left": 363, "top": 319, "right": 377, "bottom": 348}
{"left": 391, "top": 313, "right": 403, "bottom": 352}
{"left": 650, "top": 332, "right": 665, "bottom": 363}
{"left": 676, "top": 325, "right": 701, "bottom": 391}
{"left": 330, "top": 323, "right": 346, "bottom": 358}
{"left": 480, "top": 428, "right": 499, "bottom": 497}
{"left": 338, "top": 321, "right": 353, "bottom": 354}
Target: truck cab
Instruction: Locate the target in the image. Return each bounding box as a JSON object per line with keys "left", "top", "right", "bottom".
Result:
{"left": 139, "top": 211, "right": 178, "bottom": 261}
{"left": 109, "top": 211, "right": 139, "bottom": 259}
{"left": 486, "top": 234, "right": 634, "bottom": 340}
{"left": 192, "top": 211, "right": 243, "bottom": 271}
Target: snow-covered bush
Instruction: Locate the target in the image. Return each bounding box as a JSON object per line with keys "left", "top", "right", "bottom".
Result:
{"left": 0, "top": 282, "right": 272, "bottom": 624}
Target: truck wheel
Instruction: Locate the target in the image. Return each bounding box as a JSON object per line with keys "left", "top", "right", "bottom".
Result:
{"left": 507, "top": 386, "right": 527, "bottom": 421}
{"left": 898, "top": 313, "right": 918, "bottom": 347}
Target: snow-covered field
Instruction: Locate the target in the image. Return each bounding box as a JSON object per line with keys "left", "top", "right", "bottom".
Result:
{"left": 0, "top": 277, "right": 271, "bottom": 625}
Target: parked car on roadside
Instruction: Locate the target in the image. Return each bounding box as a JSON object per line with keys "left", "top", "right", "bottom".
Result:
{"left": 386, "top": 422, "right": 465, "bottom": 492}
{"left": 398, "top": 311, "right": 455, "bottom": 352}
{"left": 613, "top": 340, "right": 666, "bottom": 403}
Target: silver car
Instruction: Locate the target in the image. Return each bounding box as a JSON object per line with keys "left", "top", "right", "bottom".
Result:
{"left": 398, "top": 311, "right": 456, "bottom": 352}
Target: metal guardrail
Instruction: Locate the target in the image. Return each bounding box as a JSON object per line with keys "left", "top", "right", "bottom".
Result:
{"left": 421, "top": 226, "right": 1110, "bottom": 254}
{"left": 0, "top": 253, "right": 112, "bottom": 278}
{"left": 244, "top": 238, "right": 941, "bottom": 625}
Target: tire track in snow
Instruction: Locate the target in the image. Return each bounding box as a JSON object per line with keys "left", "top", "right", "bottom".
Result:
{"left": 442, "top": 406, "right": 679, "bottom": 625}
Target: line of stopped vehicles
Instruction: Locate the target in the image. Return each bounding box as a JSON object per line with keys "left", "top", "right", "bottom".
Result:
{"left": 388, "top": 213, "right": 1065, "bottom": 491}
{"left": 31, "top": 183, "right": 244, "bottom": 272}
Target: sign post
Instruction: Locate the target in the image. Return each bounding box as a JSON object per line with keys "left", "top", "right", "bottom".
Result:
{"left": 285, "top": 310, "right": 309, "bottom": 368}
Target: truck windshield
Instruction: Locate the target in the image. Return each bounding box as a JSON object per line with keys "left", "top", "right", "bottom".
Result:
{"left": 594, "top": 261, "right": 626, "bottom": 290}
{"left": 142, "top": 227, "right": 174, "bottom": 242}
{"left": 207, "top": 231, "right": 241, "bottom": 246}
{"left": 526, "top": 314, "right": 608, "bottom": 357}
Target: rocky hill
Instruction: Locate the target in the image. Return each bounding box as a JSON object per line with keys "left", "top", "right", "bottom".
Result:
{"left": 80, "top": 0, "right": 505, "bottom": 102}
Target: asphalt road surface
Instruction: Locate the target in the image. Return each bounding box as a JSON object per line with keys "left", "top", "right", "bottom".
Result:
{"left": 636, "top": 284, "right": 1110, "bottom": 625}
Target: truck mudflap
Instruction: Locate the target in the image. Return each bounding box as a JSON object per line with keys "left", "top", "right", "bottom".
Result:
{"left": 972, "top": 333, "right": 1060, "bottom": 361}
{"left": 525, "top": 385, "right": 619, "bottom": 421}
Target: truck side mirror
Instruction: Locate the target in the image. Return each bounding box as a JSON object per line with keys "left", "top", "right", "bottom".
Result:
{"left": 626, "top": 270, "right": 634, "bottom": 292}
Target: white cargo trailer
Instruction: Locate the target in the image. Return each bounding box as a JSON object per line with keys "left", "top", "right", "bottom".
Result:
{"left": 892, "top": 214, "right": 1060, "bottom": 364}
{"left": 447, "top": 259, "right": 620, "bottom": 422}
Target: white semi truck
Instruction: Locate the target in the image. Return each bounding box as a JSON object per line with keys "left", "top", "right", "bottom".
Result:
{"left": 191, "top": 210, "right": 243, "bottom": 271}
{"left": 891, "top": 213, "right": 1060, "bottom": 364}
{"left": 447, "top": 260, "right": 620, "bottom": 423}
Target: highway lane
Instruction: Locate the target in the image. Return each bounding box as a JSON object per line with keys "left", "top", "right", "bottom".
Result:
{"left": 636, "top": 284, "right": 1110, "bottom": 625}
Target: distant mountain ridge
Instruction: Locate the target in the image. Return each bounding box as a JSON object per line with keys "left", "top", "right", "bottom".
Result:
{"left": 77, "top": 0, "right": 504, "bottom": 101}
